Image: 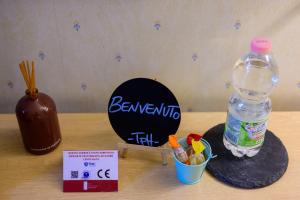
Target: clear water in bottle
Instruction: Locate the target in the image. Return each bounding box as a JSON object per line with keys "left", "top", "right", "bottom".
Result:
{"left": 223, "top": 38, "right": 279, "bottom": 157}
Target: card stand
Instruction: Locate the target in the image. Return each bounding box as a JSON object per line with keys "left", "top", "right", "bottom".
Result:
{"left": 116, "top": 142, "right": 172, "bottom": 165}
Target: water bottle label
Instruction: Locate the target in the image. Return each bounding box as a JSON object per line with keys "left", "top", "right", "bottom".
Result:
{"left": 224, "top": 113, "right": 267, "bottom": 147}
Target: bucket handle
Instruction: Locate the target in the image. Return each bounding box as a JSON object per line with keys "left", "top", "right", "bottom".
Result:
{"left": 211, "top": 154, "right": 217, "bottom": 159}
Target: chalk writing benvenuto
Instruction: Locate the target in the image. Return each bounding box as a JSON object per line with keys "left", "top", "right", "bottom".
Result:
{"left": 108, "top": 96, "right": 180, "bottom": 120}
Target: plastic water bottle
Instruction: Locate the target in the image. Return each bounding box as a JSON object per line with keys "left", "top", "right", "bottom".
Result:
{"left": 223, "top": 38, "right": 279, "bottom": 157}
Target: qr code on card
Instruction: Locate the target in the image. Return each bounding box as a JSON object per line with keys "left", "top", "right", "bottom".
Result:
{"left": 71, "top": 171, "right": 78, "bottom": 178}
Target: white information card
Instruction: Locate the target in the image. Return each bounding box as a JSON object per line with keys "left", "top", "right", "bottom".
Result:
{"left": 63, "top": 150, "right": 118, "bottom": 192}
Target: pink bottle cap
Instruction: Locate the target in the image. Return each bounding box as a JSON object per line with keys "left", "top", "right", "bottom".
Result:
{"left": 251, "top": 37, "right": 272, "bottom": 54}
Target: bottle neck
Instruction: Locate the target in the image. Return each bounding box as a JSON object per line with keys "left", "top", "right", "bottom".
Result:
{"left": 247, "top": 51, "right": 272, "bottom": 63}
{"left": 25, "top": 88, "right": 39, "bottom": 100}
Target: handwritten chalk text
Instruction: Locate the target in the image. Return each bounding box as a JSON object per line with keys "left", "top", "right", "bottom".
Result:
{"left": 127, "top": 132, "right": 159, "bottom": 146}
{"left": 108, "top": 96, "right": 180, "bottom": 120}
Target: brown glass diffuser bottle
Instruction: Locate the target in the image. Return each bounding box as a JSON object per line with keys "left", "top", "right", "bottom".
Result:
{"left": 16, "top": 61, "right": 61, "bottom": 155}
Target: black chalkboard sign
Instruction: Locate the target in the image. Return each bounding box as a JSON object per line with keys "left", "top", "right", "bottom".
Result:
{"left": 108, "top": 78, "right": 181, "bottom": 147}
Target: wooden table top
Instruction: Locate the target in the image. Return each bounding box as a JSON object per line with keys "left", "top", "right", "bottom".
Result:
{"left": 0, "top": 112, "right": 299, "bottom": 200}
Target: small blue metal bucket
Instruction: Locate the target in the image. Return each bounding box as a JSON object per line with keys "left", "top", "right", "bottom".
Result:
{"left": 173, "top": 137, "right": 213, "bottom": 184}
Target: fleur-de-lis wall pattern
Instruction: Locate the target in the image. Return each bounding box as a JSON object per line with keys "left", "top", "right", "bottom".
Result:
{"left": 0, "top": 1, "right": 299, "bottom": 112}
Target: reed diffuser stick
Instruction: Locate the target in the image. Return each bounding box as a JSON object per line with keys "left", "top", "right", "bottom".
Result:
{"left": 19, "top": 60, "right": 37, "bottom": 97}
{"left": 31, "top": 61, "right": 35, "bottom": 94}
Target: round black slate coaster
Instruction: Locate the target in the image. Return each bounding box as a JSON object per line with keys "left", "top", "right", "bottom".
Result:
{"left": 203, "top": 123, "right": 289, "bottom": 189}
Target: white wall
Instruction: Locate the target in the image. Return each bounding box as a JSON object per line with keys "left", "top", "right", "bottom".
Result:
{"left": 1, "top": 0, "right": 300, "bottom": 113}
